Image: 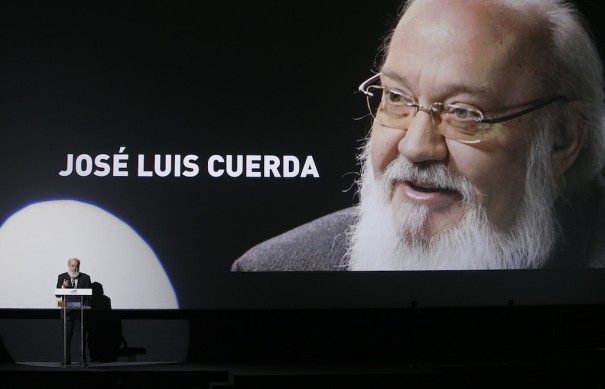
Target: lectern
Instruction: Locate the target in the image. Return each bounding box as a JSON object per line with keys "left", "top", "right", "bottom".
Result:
{"left": 55, "top": 288, "right": 92, "bottom": 367}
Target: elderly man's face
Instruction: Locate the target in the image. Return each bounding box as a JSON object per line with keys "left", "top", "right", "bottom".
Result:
{"left": 68, "top": 259, "right": 79, "bottom": 273}
{"left": 370, "top": 0, "right": 549, "bottom": 239}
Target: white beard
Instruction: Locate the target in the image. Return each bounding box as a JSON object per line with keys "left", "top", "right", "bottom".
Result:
{"left": 346, "top": 135, "right": 560, "bottom": 270}
{"left": 68, "top": 270, "right": 80, "bottom": 279}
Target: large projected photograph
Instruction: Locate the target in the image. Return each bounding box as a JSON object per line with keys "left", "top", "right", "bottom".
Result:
{"left": 234, "top": 0, "right": 605, "bottom": 272}
{"left": 0, "top": 1, "right": 604, "bottom": 310}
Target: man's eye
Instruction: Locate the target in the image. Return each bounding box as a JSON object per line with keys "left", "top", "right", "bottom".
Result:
{"left": 387, "top": 91, "right": 403, "bottom": 103}
{"left": 450, "top": 106, "right": 482, "bottom": 121}
{"left": 385, "top": 90, "right": 413, "bottom": 105}
{"left": 454, "top": 108, "right": 472, "bottom": 118}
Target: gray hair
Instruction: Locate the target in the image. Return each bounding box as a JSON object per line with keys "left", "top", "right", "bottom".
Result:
{"left": 537, "top": 0, "right": 605, "bottom": 195}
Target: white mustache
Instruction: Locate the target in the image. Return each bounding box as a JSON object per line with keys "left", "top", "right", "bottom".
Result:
{"left": 380, "top": 157, "right": 476, "bottom": 202}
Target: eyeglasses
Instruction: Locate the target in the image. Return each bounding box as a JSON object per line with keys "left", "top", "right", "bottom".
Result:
{"left": 358, "top": 73, "right": 568, "bottom": 144}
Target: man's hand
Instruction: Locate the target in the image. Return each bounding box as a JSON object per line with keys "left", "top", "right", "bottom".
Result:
{"left": 62, "top": 279, "right": 70, "bottom": 288}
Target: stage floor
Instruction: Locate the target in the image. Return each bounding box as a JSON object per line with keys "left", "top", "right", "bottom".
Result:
{"left": 1, "top": 359, "right": 604, "bottom": 388}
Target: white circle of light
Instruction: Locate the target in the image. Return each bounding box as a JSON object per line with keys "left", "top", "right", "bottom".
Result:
{"left": 0, "top": 200, "right": 178, "bottom": 309}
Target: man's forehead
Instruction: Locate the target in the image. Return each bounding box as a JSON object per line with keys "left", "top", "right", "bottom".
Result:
{"left": 385, "top": 0, "right": 548, "bottom": 101}
{"left": 398, "top": 0, "right": 542, "bottom": 47}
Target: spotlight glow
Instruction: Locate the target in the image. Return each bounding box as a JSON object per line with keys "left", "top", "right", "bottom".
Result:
{"left": 0, "top": 200, "right": 178, "bottom": 309}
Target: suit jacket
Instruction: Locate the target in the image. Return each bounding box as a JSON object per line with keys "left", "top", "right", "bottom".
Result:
{"left": 56, "top": 272, "right": 92, "bottom": 313}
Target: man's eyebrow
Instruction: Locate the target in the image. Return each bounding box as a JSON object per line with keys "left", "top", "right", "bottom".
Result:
{"left": 380, "top": 70, "right": 413, "bottom": 90}
{"left": 380, "top": 69, "right": 494, "bottom": 97}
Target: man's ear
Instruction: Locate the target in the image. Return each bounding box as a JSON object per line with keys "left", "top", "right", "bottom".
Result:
{"left": 552, "top": 102, "right": 585, "bottom": 175}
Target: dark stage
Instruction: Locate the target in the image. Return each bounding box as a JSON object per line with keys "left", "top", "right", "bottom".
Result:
{"left": 0, "top": 359, "right": 604, "bottom": 388}
{"left": 1, "top": 306, "right": 605, "bottom": 388}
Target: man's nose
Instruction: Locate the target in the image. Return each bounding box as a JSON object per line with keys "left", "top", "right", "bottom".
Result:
{"left": 397, "top": 109, "right": 448, "bottom": 163}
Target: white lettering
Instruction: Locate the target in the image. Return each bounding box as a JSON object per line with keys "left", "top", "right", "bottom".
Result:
{"left": 154, "top": 154, "right": 171, "bottom": 177}
{"left": 93, "top": 154, "right": 111, "bottom": 177}
{"left": 183, "top": 155, "right": 199, "bottom": 177}
{"left": 300, "top": 156, "right": 319, "bottom": 178}
{"left": 113, "top": 147, "right": 129, "bottom": 177}
{"left": 264, "top": 155, "right": 281, "bottom": 177}
{"left": 138, "top": 154, "right": 152, "bottom": 177}
{"left": 75, "top": 154, "right": 93, "bottom": 176}
{"left": 59, "top": 154, "right": 74, "bottom": 176}
{"left": 226, "top": 155, "right": 243, "bottom": 177}
{"left": 206, "top": 155, "right": 319, "bottom": 178}
{"left": 246, "top": 155, "right": 262, "bottom": 178}
{"left": 283, "top": 155, "right": 299, "bottom": 178}
{"left": 208, "top": 155, "right": 224, "bottom": 177}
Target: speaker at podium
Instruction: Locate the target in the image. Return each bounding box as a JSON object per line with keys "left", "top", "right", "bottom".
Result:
{"left": 55, "top": 288, "right": 92, "bottom": 367}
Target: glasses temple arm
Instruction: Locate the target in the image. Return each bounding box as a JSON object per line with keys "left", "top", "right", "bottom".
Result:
{"left": 358, "top": 74, "right": 382, "bottom": 95}
{"left": 480, "top": 95, "right": 569, "bottom": 124}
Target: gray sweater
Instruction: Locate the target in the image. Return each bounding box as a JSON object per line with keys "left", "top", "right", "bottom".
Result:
{"left": 232, "top": 208, "right": 356, "bottom": 271}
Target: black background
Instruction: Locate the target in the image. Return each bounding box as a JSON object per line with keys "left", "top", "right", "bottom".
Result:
{"left": 0, "top": 0, "right": 603, "bottom": 309}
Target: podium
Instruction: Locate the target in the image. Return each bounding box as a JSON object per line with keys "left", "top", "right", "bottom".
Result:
{"left": 55, "top": 288, "right": 92, "bottom": 367}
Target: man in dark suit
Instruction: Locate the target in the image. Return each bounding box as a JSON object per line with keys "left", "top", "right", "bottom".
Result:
{"left": 56, "top": 257, "right": 92, "bottom": 366}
